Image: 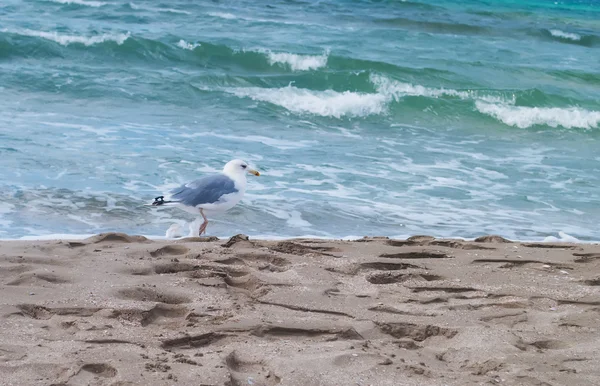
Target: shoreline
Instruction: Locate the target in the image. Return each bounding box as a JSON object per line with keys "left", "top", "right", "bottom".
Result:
{"left": 5, "top": 231, "right": 600, "bottom": 245}
{"left": 0, "top": 232, "right": 599, "bottom": 385}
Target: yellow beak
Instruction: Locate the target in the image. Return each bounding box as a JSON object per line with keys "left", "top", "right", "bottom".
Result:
{"left": 248, "top": 168, "right": 260, "bottom": 176}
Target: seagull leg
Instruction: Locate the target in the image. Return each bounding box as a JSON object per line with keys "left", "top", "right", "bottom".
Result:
{"left": 198, "top": 209, "right": 209, "bottom": 236}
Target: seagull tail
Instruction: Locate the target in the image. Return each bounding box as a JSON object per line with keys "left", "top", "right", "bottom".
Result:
{"left": 151, "top": 196, "right": 175, "bottom": 207}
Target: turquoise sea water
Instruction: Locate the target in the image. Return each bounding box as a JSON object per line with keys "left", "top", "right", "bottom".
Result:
{"left": 1, "top": 0, "right": 599, "bottom": 240}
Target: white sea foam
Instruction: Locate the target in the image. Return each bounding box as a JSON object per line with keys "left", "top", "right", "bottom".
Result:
{"left": 475, "top": 101, "right": 600, "bottom": 129}
{"left": 266, "top": 50, "right": 328, "bottom": 71}
{"left": 549, "top": 29, "right": 581, "bottom": 41}
{"left": 287, "top": 210, "right": 312, "bottom": 228}
{"left": 38, "top": 121, "right": 117, "bottom": 136}
{"left": 156, "top": 7, "right": 190, "bottom": 15}
{"left": 205, "top": 11, "right": 348, "bottom": 31}
{"left": 207, "top": 11, "right": 290, "bottom": 27}
{"left": 177, "top": 39, "right": 201, "bottom": 50}
{"left": 165, "top": 223, "right": 186, "bottom": 238}
{"left": 3, "top": 29, "right": 130, "bottom": 46}
{"left": 207, "top": 11, "right": 237, "bottom": 20}
{"left": 178, "top": 132, "right": 315, "bottom": 149}
{"left": 227, "top": 85, "right": 388, "bottom": 118}
{"left": 67, "top": 214, "right": 100, "bottom": 227}
{"left": 473, "top": 167, "right": 508, "bottom": 180}
{"left": 11, "top": 232, "right": 598, "bottom": 243}
{"left": 232, "top": 135, "right": 317, "bottom": 150}
{"left": 130, "top": 2, "right": 191, "bottom": 14}
{"left": 48, "top": 0, "right": 106, "bottom": 7}
{"left": 543, "top": 231, "right": 581, "bottom": 243}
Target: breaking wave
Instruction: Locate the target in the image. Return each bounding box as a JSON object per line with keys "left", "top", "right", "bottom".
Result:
{"left": 225, "top": 74, "right": 513, "bottom": 118}
{"left": 549, "top": 29, "right": 581, "bottom": 41}
{"left": 176, "top": 39, "right": 201, "bottom": 50}
{"left": 265, "top": 50, "right": 329, "bottom": 71}
{"left": 475, "top": 101, "right": 600, "bottom": 129}
{"left": 227, "top": 85, "right": 388, "bottom": 118}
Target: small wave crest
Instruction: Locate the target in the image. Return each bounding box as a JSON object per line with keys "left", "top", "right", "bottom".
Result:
{"left": 48, "top": 0, "right": 106, "bottom": 7}
{"left": 129, "top": 2, "right": 191, "bottom": 15}
{"left": 370, "top": 74, "right": 471, "bottom": 100}
{"left": 227, "top": 85, "right": 388, "bottom": 118}
{"left": 265, "top": 50, "right": 329, "bottom": 71}
{"left": 3, "top": 29, "right": 130, "bottom": 46}
{"left": 549, "top": 29, "right": 581, "bottom": 41}
{"left": 376, "top": 17, "right": 488, "bottom": 36}
{"left": 475, "top": 101, "right": 600, "bottom": 129}
{"left": 177, "top": 39, "right": 201, "bottom": 50}
{"left": 204, "top": 11, "right": 329, "bottom": 29}
{"left": 207, "top": 11, "right": 237, "bottom": 20}
{"left": 539, "top": 28, "right": 599, "bottom": 47}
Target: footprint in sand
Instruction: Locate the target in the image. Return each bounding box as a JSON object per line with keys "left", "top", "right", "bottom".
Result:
{"left": 6, "top": 272, "right": 71, "bottom": 286}
{"left": 109, "top": 304, "right": 189, "bottom": 327}
{"left": 366, "top": 272, "right": 444, "bottom": 284}
{"left": 225, "top": 351, "right": 281, "bottom": 386}
{"left": 67, "top": 363, "right": 117, "bottom": 384}
{"left": 115, "top": 287, "right": 191, "bottom": 304}
{"left": 149, "top": 244, "right": 190, "bottom": 257}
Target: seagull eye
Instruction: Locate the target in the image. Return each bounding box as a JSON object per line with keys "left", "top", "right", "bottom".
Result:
{"left": 241, "top": 165, "right": 247, "bottom": 169}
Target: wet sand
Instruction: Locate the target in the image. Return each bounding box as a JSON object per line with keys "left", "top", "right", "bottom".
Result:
{"left": 0, "top": 233, "right": 599, "bottom": 386}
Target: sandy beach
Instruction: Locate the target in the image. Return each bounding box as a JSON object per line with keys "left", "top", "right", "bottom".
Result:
{"left": 0, "top": 233, "right": 599, "bottom": 386}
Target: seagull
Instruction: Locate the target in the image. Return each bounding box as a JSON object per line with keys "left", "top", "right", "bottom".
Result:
{"left": 151, "top": 159, "right": 260, "bottom": 236}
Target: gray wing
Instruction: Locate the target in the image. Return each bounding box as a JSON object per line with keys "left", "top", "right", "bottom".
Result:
{"left": 169, "top": 174, "right": 238, "bottom": 207}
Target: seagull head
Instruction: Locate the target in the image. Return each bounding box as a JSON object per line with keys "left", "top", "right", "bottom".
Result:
{"left": 223, "top": 159, "right": 260, "bottom": 178}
